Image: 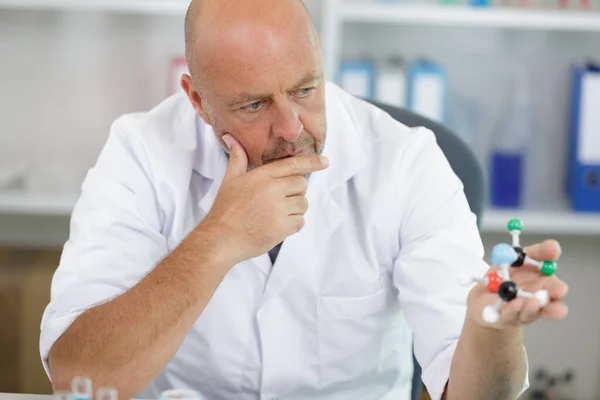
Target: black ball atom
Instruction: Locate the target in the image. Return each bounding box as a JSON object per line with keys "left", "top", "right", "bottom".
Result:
{"left": 498, "top": 281, "right": 518, "bottom": 302}
{"left": 512, "top": 247, "right": 526, "bottom": 267}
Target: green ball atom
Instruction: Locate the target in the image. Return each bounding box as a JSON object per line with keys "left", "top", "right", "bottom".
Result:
{"left": 508, "top": 218, "right": 524, "bottom": 233}
{"left": 541, "top": 261, "right": 557, "bottom": 276}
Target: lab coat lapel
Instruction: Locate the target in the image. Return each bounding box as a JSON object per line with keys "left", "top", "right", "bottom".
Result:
{"left": 260, "top": 173, "right": 343, "bottom": 305}
{"left": 194, "top": 120, "right": 226, "bottom": 215}
{"left": 260, "top": 91, "right": 368, "bottom": 305}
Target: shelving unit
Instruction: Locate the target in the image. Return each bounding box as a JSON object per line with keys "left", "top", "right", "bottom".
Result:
{"left": 341, "top": 2, "right": 600, "bottom": 30}
{"left": 0, "top": 0, "right": 189, "bottom": 15}
{"left": 481, "top": 208, "right": 600, "bottom": 235}
{"left": 322, "top": 0, "right": 600, "bottom": 79}
{"left": 0, "top": 191, "right": 78, "bottom": 216}
{"left": 0, "top": 190, "right": 598, "bottom": 236}
{"left": 318, "top": 0, "right": 600, "bottom": 238}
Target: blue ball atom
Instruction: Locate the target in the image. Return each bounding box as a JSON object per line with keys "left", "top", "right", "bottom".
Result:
{"left": 491, "top": 243, "right": 517, "bottom": 266}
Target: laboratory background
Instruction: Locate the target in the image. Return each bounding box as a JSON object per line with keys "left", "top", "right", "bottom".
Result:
{"left": 0, "top": 0, "right": 599, "bottom": 399}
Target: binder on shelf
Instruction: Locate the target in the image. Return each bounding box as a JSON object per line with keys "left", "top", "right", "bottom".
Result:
{"left": 567, "top": 62, "right": 600, "bottom": 212}
{"left": 339, "top": 59, "right": 376, "bottom": 100}
{"left": 375, "top": 58, "right": 407, "bottom": 108}
{"left": 407, "top": 60, "right": 447, "bottom": 123}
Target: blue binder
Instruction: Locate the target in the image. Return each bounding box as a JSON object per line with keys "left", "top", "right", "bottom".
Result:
{"left": 567, "top": 63, "right": 600, "bottom": 212}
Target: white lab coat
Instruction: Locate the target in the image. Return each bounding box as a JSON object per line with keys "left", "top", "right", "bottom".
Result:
{"left": 40, "top": 82, "right": 504, "bottom": 400}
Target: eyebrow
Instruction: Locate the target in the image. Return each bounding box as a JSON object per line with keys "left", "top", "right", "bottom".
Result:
{"left": 293, "top": 72, "right": 323, "bottom": 90}
{"left": 227, "top": 72, "right": 323, "bottom": 108}
{"left": 228, "top": 92, "right": 270, "bottom": 108}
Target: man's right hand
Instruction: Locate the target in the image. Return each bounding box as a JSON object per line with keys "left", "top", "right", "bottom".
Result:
{"left": 200, "top": 133, "right": 329, "bottom": 267}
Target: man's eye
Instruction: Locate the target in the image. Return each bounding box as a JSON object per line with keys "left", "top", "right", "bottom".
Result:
{"left": 295, "top": 87, "right": 314, "bottom": 98}
{"left": 241, "top": 101, "right": 263, "bottom": 112}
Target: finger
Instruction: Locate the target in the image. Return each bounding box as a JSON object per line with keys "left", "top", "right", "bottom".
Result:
{"left": 544, "top": 277, "right": 569, "bottom": 301}
{"left": 222, "top": 134, "right": 249, "bottom": 181}
{"left": 286, "top": 215, "right": 306, "bottom": 235}
{"left": 498, "top": 298, "right": 525, "bottom": 325}
{"left": 286, "top": 196, "right": 309, "bottom": 216}
{"left": 519, "top": 298, "right": 542, "bottom": 324}
{"left": 540, "top": 302, "right": 569, "bottom": 320}
{"left": 524, "top": 239, "right": 562, "bottom": 262}
{"left": 267, "top": 155, "right": 329, "bottom": 178}
{"left": 277, "top": 175, "right": 308, "bottom": 197}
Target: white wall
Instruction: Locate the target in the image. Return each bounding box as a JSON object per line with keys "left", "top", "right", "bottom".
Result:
{"left": 1, "top": 2, "right": 599, "bottom": 398}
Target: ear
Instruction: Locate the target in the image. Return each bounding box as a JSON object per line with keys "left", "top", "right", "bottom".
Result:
{"left": 181, "top": 74, "right": 212, "bottom": 126}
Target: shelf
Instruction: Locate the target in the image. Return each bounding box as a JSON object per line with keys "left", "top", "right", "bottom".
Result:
{"left": 0, "top": 0, "right": 189, "bottom": 15}
{"left": 481, "top": 207, "right": 600, "bottom": 236}
{"left": 0, "top": 192, "right": 598, "bottom": 236}
{"left": 0, "top": 191, "right": 78, "bottom": 216}
{"left": 340, "top": 3, "right": 600, "bottom": 32}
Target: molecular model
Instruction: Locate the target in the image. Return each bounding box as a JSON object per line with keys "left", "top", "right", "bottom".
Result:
{"left": 459, "top": 219, "right": 558, "bottom": 324}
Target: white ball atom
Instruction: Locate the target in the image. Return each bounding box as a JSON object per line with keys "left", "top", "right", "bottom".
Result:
{"left": 535, "top": 290, "right": 550, "bottom": 307}
{"left": 483, "top": 306, "right": 500, "bottom": 324}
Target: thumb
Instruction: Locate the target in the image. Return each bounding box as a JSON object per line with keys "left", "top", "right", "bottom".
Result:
{"left": 222, "top": 134, "right": 249, "bottom": 181}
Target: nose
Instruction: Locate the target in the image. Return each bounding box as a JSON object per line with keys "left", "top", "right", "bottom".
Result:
{"left": 272, "top": 101, "right": 303, "bottom": 142}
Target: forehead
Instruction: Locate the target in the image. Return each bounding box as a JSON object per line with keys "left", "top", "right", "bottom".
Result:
{"left": 199, "top": 22, "right": 322, "bottom": 99}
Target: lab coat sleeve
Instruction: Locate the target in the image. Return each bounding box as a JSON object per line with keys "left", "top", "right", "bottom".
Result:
{"left": 39, "top": 116, "right": 169, "bottom": 379}
{"left": 391, "top": 128, "right": 529, "bottom": 400}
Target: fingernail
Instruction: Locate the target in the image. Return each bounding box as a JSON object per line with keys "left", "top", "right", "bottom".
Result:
{"left": 320, "top": 156, "right": 330, "bottom": 167}
{"left": 222, "top": 134, "right": 233, "bottom": 149}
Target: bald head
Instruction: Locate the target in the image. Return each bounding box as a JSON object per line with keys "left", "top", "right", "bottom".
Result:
{"left": 183, "top": 0, "right": 202, "bottom": 84}
{"left": 184, "top": 0, "right": 318, "bottom": 92}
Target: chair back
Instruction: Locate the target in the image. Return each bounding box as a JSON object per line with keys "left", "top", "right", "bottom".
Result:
{"left": 367, "top": 100, "right": 487, "bottom": 226}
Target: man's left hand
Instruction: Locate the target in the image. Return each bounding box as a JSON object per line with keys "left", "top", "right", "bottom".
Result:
{"left": 467, "top": 239, "right": 569, "bottom": 329}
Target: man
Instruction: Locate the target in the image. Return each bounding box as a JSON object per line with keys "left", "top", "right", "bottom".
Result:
{"left": 41, "top": 0, "right": 569, "bottom": 399}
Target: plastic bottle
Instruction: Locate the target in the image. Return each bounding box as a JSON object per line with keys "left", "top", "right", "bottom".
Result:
{"left": 447, "top": 94, "right": 478, "bottom": 152}
{"left": 490, "top": 72, "right": 535, "bottom": 209}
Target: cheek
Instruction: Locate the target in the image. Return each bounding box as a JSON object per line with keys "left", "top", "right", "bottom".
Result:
{"left": 211, "top": 112, "right": 269, "bottom": 161}
{"left": 300, "top": 106, "right": 327, "bottom": 140}
{"left": 305, "top": 112, "right": 326, "bottom": 135}
{"left": 303, "top": 91, "right": 326, "bottom": 133}
{"left": 231, "top": 122, "right": 271, "bottom": 164}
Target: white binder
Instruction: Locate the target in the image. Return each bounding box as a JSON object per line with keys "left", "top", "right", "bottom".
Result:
{"left": 375, "top": 59, "right": 407, "bottom": 108}
{"left": 407, "top": 61, "right": 447, "bottom": 123}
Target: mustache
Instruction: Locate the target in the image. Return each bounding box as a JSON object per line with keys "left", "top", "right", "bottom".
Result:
{"left": 262, "top": 134, "right": 315, "bottom": 161}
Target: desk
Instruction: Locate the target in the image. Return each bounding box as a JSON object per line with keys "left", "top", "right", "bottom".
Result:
{"left": 0, "top": 395, "right": 154, "bottom": 400}
{"left": 0, "top": 395, "right": 155, "bottom": 400}
{"left": 0, "top": 394, "right": 53, "bottom": 400}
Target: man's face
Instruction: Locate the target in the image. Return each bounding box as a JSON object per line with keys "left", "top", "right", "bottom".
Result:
{"left": 191, "top": 19, "right": 326, "bottom": 170}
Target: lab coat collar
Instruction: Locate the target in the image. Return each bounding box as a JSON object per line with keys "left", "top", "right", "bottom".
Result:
{"left": 191, "top": 84, "right": 368, "bottom": 299}
{"left": 193, "top": 117, "right": 228, "bottom": 182}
